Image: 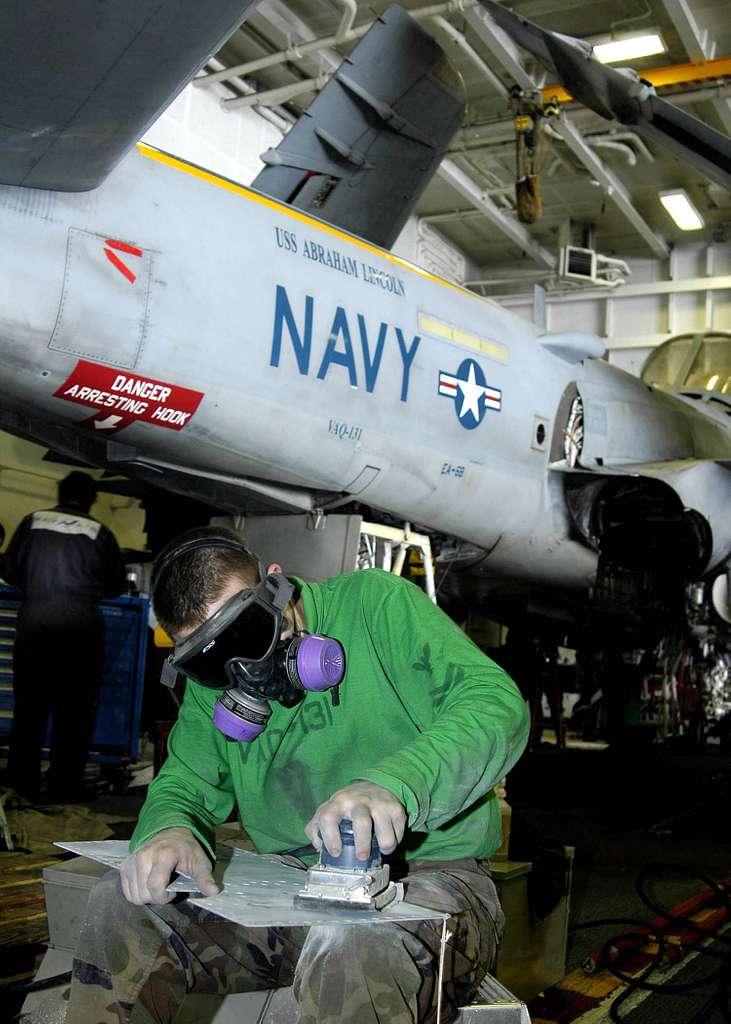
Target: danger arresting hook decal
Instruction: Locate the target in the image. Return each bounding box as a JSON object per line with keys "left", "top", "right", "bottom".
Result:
{"left": 54, "top": 360, "right": 204, "bottom": 434}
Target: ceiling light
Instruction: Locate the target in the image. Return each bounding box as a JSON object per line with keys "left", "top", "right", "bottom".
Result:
{"left": 659, "top": 191, "right": 705, "bottom": 231}
{"left": 593, "top": 33, "right": 666, "bottom": 64}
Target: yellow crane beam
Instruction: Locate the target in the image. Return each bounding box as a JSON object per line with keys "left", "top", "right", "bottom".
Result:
{"left": 542, "top": 55, "right": 731, "bottom": 104}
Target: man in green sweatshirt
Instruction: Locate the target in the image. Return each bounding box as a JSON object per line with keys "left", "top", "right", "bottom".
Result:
{"left": 67, "top": 526, "right": 530, "bottom": 1024}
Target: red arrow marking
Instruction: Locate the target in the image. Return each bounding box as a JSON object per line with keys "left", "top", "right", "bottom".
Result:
{"left": 104, "top": 248, "right": 137, "bottom": 283}
{"left": 103, "top": 238, "right": 143, "bottom": 283}
{"left": 105, "top": 238, "right": 143, "bottom": 257}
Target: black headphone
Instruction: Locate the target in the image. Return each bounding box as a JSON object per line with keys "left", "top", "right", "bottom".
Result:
{"left": 150, "top": 529, "right": 264, "bottom": 601}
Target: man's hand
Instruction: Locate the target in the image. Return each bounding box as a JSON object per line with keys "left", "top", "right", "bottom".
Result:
{"left": 304, "top": 781, "right": 406, "bottom": 861}
{"left": 120, "top": 827, "right": 220, "bottom": 905}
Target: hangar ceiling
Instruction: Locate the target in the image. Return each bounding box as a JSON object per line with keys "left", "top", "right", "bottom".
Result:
{"left": 194, "top": 0, "right": 731, "bottom": 283}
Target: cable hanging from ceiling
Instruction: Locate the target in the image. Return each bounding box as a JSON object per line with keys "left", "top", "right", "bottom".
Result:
{"left": 510, "top": 86, "right": 560, "bottom": 224}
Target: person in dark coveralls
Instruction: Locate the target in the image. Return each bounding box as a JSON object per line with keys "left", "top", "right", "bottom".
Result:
{"left": 3, "top": 471, "right": 125, "bottom": 800}
{"left": 66, "top": 526, "right": 529, "bottom": 1024}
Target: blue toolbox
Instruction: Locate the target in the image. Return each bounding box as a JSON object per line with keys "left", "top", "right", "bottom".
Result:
{"left": 0, "top": 586, "right": 148, "bottom": 765}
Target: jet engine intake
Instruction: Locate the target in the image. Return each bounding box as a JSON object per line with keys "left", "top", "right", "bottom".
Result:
{"left": 565, "top": 475, "right": 712, "bottom": 579}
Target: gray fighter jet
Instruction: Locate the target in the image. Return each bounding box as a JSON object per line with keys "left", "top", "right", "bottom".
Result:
{"left": 1, "top": 0, "right": 731, "bottom": 632}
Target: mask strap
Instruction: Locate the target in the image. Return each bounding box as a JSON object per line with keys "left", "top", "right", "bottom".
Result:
{"left": 262, "top": 573, "right": 294, "bottom": 614}
{"left": 285, "top": 595, "right": 303, "bottom": 635}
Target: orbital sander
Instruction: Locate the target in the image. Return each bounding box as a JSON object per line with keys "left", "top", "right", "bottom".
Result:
{"left": 294, "top": 819, "right": 403, "bottom": 911}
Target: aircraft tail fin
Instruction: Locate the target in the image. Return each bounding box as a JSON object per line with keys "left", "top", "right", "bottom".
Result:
{"left": 0, "top": 0, "right": 260, "bottom": 192}
{"left": 251, "top": 4, "right": 465, "bottom": 250}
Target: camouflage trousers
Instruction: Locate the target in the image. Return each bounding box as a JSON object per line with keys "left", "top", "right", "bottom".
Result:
{"left": 66, "top": 857, "right": 504, "bottom": 1024}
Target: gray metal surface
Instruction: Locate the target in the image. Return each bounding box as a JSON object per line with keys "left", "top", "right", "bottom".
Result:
{"left": 56, "top": 841, "right": 447, "bottom": 928}
{"left": 0, "top": 0, "right": 261, "bottom": 191}
{"left": 19, "top": 947, "right": 73, "bottom": 1024}
{"left": 235, "top": 513, "right": 362, "bottom": 580}
{"left": 294, "top": 864, "right": 403, "bottom": 910}
{"left": 459, "top": 1005, "right": 531, "bottom": 1023}
{"left": 43, "top": 858, "right": 110, "bottom": 951}
{"left": 462, "top": 970, "right": 532, "bottom": 1022}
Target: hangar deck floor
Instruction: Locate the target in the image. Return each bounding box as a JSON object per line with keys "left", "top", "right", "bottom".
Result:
{"left": 510, "top": 742, "right": 731, "bottom": 1023}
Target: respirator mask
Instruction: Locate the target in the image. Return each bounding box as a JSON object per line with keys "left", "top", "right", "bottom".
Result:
{"left": 158, "top": 552, "right": 345, "bottom": 741}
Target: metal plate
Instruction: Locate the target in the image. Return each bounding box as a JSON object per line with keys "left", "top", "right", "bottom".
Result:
{"left": 57, "top": 840, "right": 447, "bottom": 928}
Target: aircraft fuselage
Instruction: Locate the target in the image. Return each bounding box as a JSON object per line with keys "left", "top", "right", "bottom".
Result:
{"left": 2, "top": 143, "right": 731, "bottom": 589}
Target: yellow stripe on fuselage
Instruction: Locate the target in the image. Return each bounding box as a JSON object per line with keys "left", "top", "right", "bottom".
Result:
{"left": 418, "top": 313, "right": 508, "bottom": 363}
{"left": 136, "top": 142, "right": 491, "bottom": 307}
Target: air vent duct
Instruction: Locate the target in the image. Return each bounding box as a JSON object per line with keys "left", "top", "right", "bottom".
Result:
{"left": 559, "top": 245, "right": 630, "bottom": 288}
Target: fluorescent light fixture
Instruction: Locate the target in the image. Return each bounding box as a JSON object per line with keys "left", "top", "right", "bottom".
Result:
{"left": 659, "top": 190, "right": 705, "bottom": 231}
{"left": 593, "top": 33, "right": 666, "bottom": 64}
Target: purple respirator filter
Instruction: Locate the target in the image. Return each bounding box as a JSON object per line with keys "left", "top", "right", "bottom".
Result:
{"left": 292, "top": 634, "right": 345, "bottom": 691}
{"left": 212, "top": 689, "right": 271, "bottom": 742}
{"left": 211, "top": 634, "right": 345, "bottom": 742}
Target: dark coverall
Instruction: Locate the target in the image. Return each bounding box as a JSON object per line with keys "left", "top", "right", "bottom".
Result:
{"left": 3, "top": 503, "right": 125, "bottom": 798}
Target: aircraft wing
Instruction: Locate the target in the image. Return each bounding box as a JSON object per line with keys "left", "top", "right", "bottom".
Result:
{"left": 478, "top": 0, "right": 731, "bottom": 191}
{"left": 251, "top": 4, "right": 465, "bottom": 249}
{"left": 637, "top": 95, "right": 731, "bottom": 193}
{"left": 0, "top": 0, "right": 260, "bottom": 192}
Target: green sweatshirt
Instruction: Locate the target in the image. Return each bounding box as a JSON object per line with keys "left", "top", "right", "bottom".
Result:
{"left": 132, "top": 569, "right": 529, "bottom": 862}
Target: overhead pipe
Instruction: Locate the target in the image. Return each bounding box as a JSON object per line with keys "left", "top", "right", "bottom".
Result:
{"left": 538, "top": 121, "right": 598, "bottom": 178}
{"left": 200, "top": 27, "right": 370, "bottom": 86}
{"left": 610, "top": 0, "right": 653, "bottom": 33}
{"left": 201, "top": 56, "right": 294, "bottom": 132}
{"left": 420, "top": 202, "right": 513, "bottom": 226}
{"left": 586, "top": 130, "right": 655, "bottom": 163}
{"left": 429, "top": 16, "right": 509, "bottom": 98}
{"left": 588, "top": 139, "right": 637, "bottom": 166}
{"left": 541, "top": 120, "right": 602, "bottom": 172}
{"left": 219, "top": 5, "right": 512, "bottom": 115}
{"left": 465, "top": 270, "right": 554, "bottom": 288}
{"left": 195, "top": 0, "right": 479, "bottom": 89}
{"left": 334, "top": 0, "right": 357, "bottom": 43}
{"left": 251, "top": 104, "right": 293, "bottom": 134}
{"left": 224, "top": 73, "right": 330, "bottom": 110}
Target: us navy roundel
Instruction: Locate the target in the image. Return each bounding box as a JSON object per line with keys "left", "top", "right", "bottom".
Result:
{"left": 438, "top": 358, "right": 502, "bottom": 430}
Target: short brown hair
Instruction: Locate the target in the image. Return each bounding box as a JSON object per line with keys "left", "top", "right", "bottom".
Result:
{"left": 152, "top": 526, "right": 261, "bottom": 635}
